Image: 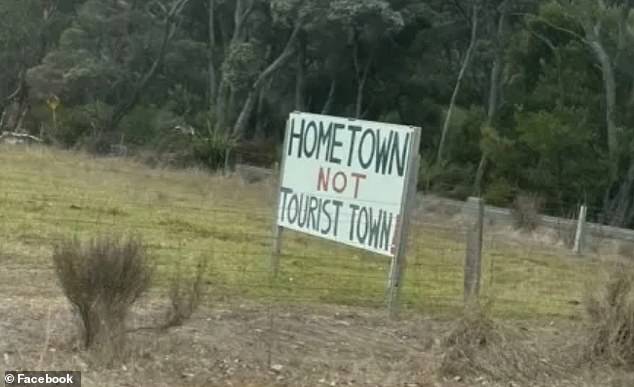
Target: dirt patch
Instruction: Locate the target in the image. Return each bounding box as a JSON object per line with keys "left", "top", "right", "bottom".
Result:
{"left": 0, "top": 295, "right": 442, "bottom": 386}
{"left": 1, "top": 291, "right": 633, "bottom": 387}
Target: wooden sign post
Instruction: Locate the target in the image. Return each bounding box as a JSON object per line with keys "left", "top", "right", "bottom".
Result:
{"left": 387, "top": 131, "right": 421, "bottom": 318}
{"left": 270, "top": 119, "right": 291, "bottom": 277}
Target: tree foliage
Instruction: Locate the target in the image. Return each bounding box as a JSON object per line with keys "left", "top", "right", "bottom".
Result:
{"left": 5, "top": 0, "right": 634, "bottom": 225}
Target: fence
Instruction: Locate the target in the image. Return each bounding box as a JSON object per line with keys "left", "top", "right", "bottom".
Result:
{"left": 0, "top": 175, "right": 603, "bottom": 320}
{"left": 459, "top": 194, "right": 634, "bottom": 246}
{"left": 2, "top": 159, "right": 618, "bottom": 384}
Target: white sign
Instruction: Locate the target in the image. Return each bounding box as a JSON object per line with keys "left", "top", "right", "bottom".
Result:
{"left": 276, "top": 112, "right": 420, "bottom": 257}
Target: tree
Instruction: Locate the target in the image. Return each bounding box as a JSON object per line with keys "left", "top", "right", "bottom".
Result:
{"left": 26, "top": 0, "right": 192, "bottom": 139}
{"left": 0, "top": 0, "right": 68, "bottom": 131}
{"left": 437, "top": 0, "right": 480, "bottom": 164}
{"left": 327, "top": 0, "right": 405, "bottom": 118}
{"left": 536, "top": 0, "right": 634, "bottom": 225}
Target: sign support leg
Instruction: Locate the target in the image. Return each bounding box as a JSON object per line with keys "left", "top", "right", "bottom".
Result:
{"left": 387, "top": 131, "right": 421, "bottom": 319}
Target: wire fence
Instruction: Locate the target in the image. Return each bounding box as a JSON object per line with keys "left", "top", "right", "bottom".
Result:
{"left": 0, "top": 181, "right": 604, "bottom": 322}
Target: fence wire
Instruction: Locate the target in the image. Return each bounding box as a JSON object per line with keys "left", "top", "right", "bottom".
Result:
{"left": 0, "top": 184, "right": 601, "bottom": 321}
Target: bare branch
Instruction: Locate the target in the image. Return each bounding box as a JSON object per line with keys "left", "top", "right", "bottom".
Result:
{"left": 514, "top": 12, "right": 587, "bottom": 43}
{"left": 241, "top": 0, "right": 256, "bottom": 25}
{"left": 352, "top": 37, "right": 360, "bottom": 81}
{"left": 5, "top": 71, "right": 24, "bottom": 102}
{"left": 527, "top": 26, "right": 557, "bottom": 52}
{"left": 254, "top": 21, "right": 302, "bottom": 90}
{"left": 450, "top": 0, "right": 471, "bottom": 25}
{"left": 437, "top": 2, "right": 479, "bottom": 163}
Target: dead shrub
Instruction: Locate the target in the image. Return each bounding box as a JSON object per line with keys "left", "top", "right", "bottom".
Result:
{"left": 585, "top": 263, "right": 634, "bottom": 367}
{"left": 440, "top": 305, "right": 560, "bottom": 383}
{"left": 52, "top": 234, "right": 152, "bottom": 359}
{"left": 440, "top": 306, "right": 502, "bottom": 377}
{"left": 510, "top": 193, "right": 543, "bottom": 232}
{"left": 554, "top": 218, "right": 577, "bottom": 249}
{"left": 162, "top": 255, "right": 208, "bottom": 329}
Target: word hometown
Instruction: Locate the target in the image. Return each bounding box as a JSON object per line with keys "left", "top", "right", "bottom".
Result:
{"left": 277, "top": 112, "right": 418, "bottom": 256}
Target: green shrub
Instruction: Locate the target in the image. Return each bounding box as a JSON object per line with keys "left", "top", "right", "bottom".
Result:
{"left": 191, "top": 114, "right": 236, "bottom": 170}
{"left": 120, "top": 105, "right": 180, "bottom": 147}
{"left": 483, "top": 178, "right": 516, "bottom": 207}
{"left": 56, "top": 101, "right": 113, "bottom": 148}
{"left": 419, "top": 156, "right": 474, "bottom": 200}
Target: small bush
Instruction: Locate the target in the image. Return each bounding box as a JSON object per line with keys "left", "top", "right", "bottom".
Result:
{"left": 483, "top": 178, "right": 516, "bottom": 207}
{"left": 440, "top": 305, "right": 559, "bottom": 383}
{"left": 52, "top": 234, "right": 152, "bottom": 359}
{"left": 56, "top": 102, "right": 113, "bottom": 149}
{"left": 440, "top": 306, "right": 502, "bottom": 377}
{"left": 510, "top": 193, "right": 543, "bottom": 231}
{"left": 192, "top": 127, "right": 236, "bottom": 171}
{"left": 163, "top": 255, "right": 208, "bottom": 329}
{"left": 418, "top": 156, "right": 475, "bottom": 200}
{"left": 555, "top": 211, "right": 578, "bottom": 249}
{"left": 585, "top": 264, "right": 634, "bottom": 367}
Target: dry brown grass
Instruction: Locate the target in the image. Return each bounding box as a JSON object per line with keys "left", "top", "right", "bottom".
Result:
{"left": 52, "top": 234, "right": 152, "bottom": 362}
{"left": 440, "top": 304, "right": 564, "bottom": 384}
{"left": 585, "top": 263, "right": 634, "bottom": 368}
{"left": 510, "top": 193, "right": 544, "bottom": 232}
{"left": 163, "top": 255, "right": 208, "bottom": 329}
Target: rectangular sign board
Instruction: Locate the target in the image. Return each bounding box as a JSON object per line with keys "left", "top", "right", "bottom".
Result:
{"left": 276, "top": 112, "right": 420, "bottom": 257}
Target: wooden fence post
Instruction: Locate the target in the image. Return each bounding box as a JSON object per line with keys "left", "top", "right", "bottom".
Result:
{"left": 573, "top": 204, "right": 587, "bottom": 255}
{"left": 464, "top": 197, "right": 484, "bottom": 304}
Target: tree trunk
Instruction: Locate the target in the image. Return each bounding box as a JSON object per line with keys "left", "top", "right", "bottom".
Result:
{"left": 109, "top": 0, "right": 190, "bottom": 130}
{"left": 355, "top": 82, "right": 365, "bottom": 119}
{"left": 208, "top": 0, "right": 217, "bottom": 107}
{"left": 321, "top": 78, "right": 337, "bottom": 115}
{"left": 606, "top": 160, "right": 634, "bottom": 227}
{"left": 215, "top": 0, "right": 252, "bottom": 133}
{"left": 215, "top": 80, "right": 228, "bottom": 131}
{"left": 437, "top": 3, "right": 479, "bottom": 164}
{"left": 588, "top": 36, "right": 618, "bottom": 165}
{"left": 486, "top": 54, "right": 502, "bottom": 123}
{"left": 15, "top": 104, "right": 28, "bottom": 130}
{"left": 1, "top": 70, "right": 27, "bottom": 131}
{"left": 232, "top": 22, "right": 302, "bottom": 138}
{"left": 473, "top": 1, "right": 507, "bottom": 196}
{"left": 227, "top": 86, "right": 237, "bottom": 125}
{"left": 585, "top": 23, "right": 623, "bottom": 225}
{"left": 254, "top": 79, "right": 272, "bottom": 139}
{"left": 295, "top": 32, "right": 306, "bottom": 111}
{"left": 233, "top": 90, "right": 258, "bottom": 138}
{"left": 351, "top": 38, "right": 375, "bottom": 119}
{"left": 528, "top": 29, "right": 564, "bottom": 104}
{"left": 474, "top": 53, "right": 502, "bottom": 196}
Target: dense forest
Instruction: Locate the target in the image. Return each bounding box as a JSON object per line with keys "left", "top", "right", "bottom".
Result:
{"left": 2, "top": 0, "right": 634, "bottom": 226}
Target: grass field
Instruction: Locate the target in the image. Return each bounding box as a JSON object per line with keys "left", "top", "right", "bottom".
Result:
{"left": 0, "top": 144, "right": 602, "bottom": 320}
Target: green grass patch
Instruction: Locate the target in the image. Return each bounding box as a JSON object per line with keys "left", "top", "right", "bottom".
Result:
{"left": 0, "top": 144, "right": 600, "bottom": 319}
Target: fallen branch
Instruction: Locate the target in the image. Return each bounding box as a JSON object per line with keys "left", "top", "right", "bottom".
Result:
{"left": 0, "top": 131, "right": 44, "bottom": 143}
